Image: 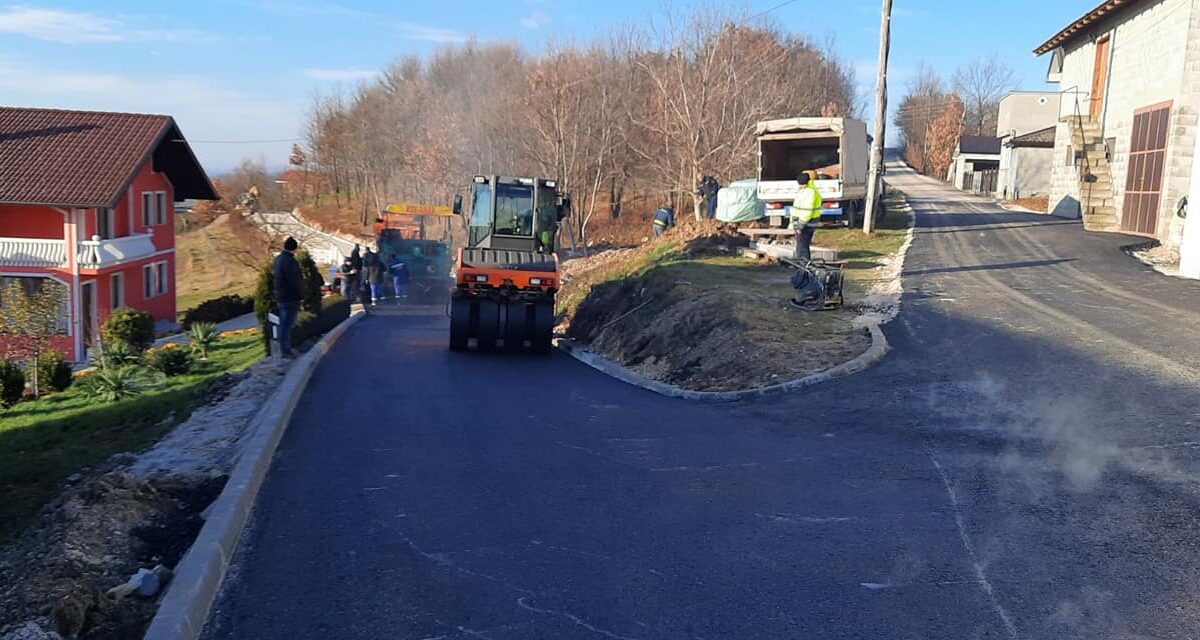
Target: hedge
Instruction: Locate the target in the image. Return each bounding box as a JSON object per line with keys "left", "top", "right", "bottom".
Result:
{"left": 180, "top": 294, "right": 254, "bottom": 330}
{"left": 291, "top": 295, "right": 350, "bottom": 348}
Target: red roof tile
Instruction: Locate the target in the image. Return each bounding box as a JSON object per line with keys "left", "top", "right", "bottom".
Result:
{"left": 0, "top": 106, "right": 216, "bottom": 208}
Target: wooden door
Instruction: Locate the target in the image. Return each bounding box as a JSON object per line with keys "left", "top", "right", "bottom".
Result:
{"left": 1090, "top": 35, "right": 1110, "bottom": 119}
{"left": 1122, "top": 102, "right": 1172, "bottom": 236}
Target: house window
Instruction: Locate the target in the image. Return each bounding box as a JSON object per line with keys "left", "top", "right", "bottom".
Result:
{"left": 155, "top": 192, "right": 167, "bottom": 225}
{"left": 142, "top": 192, "right": 154, "bottom": 227}
{"left": 156, "top": 261, "right": 169, "bottom": 295}
{"left": 97, "top": 207, "right": 114, "bottom": 239}
{"left": 143, "top": 264, "right": 155, "bottom": 299}
{"left": 0, "top": 276, "right": 69, "bottom": 334}
{"left": 1064, "top": 145, "right": 1074, "bottom": 167}
{"left": 110, "top": 273, "right": 125, "bottom": 309}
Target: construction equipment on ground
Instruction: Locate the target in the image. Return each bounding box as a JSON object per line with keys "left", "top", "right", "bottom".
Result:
{"left": 783, "top": 257, "right": 845, "bottom": 310}
{"left": 374, "top": 203, "right": 456, "bottom": 304}
{"left": 447, "top": 176, "right": 569, "bottom": 352}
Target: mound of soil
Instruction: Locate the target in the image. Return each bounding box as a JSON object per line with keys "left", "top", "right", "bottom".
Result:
{"left": 0, "top": 471, "right": 224, "bottom": 639}
{"left": 564, "top": 222, "right": 869, "bottom": 391}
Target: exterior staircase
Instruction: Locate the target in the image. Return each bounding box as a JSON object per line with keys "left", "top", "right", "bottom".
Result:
{"left": 1064, "top": 115, "right": 1119, "bottom": 232}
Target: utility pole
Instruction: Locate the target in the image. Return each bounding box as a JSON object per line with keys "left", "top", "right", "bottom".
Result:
{"left": 863, "top": 0, "right": 892, "bottom": 235}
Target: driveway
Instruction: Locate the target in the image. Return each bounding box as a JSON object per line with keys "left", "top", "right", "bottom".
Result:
{"left": 202, "top": 165, "right": 1200, "bottom": 639}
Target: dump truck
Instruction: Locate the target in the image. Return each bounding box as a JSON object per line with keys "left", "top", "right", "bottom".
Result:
{"left": 374, "top": 203, "right": 456, "bottom": 304}
{"left": 448, "top": 176, "right": 569, "bottom": 352}
{"left": 756, "top": 117, "right": 869, "bottom": 227}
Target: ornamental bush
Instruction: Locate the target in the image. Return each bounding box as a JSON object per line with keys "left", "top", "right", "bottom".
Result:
{"left": 102, "top": 308, "right": 156, "bottom": 352}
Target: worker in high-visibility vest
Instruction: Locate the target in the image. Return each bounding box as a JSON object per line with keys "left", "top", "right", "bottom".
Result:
{"left": 791, "top": 173, "right": 823, "bottom": 262}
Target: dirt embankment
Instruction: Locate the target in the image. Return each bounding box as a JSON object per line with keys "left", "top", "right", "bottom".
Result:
{"left": 0, "top": 359, "right": 289, "bottom": 640}
{"left": 560, "top": 221, "right": 872, "bottom": 392}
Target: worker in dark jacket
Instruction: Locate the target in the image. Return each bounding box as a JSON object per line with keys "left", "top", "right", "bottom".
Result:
{"left": 389, "top": 256, "right": 410, "bottom": 301}
{"left": 363, "top": 248, "right": 384, "bottom": 305}
{"left": 339, "top": 256, "right": 357, "bottom": 301}
{"left": 695, "top": 173, "right": 719, "bottom": 219}
{"left": 652, "top": 204, "right": 675, "bottom": 238}
{"left": 272, "top": 237, "right": 304, "bottom": 358}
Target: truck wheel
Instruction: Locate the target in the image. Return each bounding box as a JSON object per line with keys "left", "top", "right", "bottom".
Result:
{"left": 845, "top": 204, "right": 859, "bottom": 228}
{"left": 475, "top": 300, "right": 500, "bottom": 351}
{"left": 504, "top": 301, "right": 531, "bottom": 351}
{"left": 449, "top": 297, "right": 470, "bottom": 351}
{"left": 531, "top": 300, "right": 555, "bottom": 353}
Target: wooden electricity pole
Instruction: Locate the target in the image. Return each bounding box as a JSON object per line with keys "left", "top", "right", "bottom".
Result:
{"left": 863, "top": 0, "right": 892, "bottom": 235}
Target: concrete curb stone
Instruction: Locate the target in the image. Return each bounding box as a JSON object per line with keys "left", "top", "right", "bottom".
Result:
{"left": 142, "top": 309, "right": 365, "bottom": 640}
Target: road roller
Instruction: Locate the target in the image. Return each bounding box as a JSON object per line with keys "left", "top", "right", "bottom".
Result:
{"left": 448, "top": 176, "right": 569, "bottom": 353}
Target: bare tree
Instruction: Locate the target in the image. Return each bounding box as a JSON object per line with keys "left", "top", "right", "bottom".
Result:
{"left": 953, "top": 54, "right": 1017, "bottom": 137}
{"left": 298, "top": 5, "right": 858, "bottom": 234}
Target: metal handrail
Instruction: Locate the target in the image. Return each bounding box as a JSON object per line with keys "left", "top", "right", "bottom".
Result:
{"left": 1062, "top": 86, "right": 1096, "bottom": 219}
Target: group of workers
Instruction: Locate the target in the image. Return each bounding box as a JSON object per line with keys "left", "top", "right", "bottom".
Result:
{"left": 651, "top": 171, "right": 823, "bottom": 263}
{"left": 337, "top": 245, "right": 410, "bottom": 306}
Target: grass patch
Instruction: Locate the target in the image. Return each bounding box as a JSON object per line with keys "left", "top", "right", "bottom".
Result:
{"left": 0, "top": 330, "right": 264, "bottom": 539}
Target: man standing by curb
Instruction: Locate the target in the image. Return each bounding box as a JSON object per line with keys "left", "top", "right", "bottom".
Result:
{"left": 273, "top": 236, "right": 303, "bottom": 358}
{"left": 791, "top": 173, "right": 823, "bottom": 263}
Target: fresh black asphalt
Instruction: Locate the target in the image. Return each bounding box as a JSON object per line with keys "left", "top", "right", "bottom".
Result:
{"left": 202, "top": 165, "right": 1200, "bottom": 639}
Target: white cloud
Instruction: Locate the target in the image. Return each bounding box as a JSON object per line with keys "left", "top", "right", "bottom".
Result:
{"left": 0, "top": 5, "right": 209, "bottom": 44}
{"left": 304, "top": 67, "right": 378, "bottom": 82}
{"left": 0, "top": 5, "right": 121, "bottom": 43}
{"left": 0, "top": 61, "right": 302, "bottom": 171}
{"left": 520, "top": 10, "right": 550, "bottom": 30}
{"left": 395, "top": 21, "right": 469, "bottom": 43}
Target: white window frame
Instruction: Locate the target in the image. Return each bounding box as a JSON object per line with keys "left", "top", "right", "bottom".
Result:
{"left": 141, "top": 192, "right": 154, "bottom": 227}
{"left": 155, "top": 192, "right": 168, "bottom": 225}
{"left": 156, "top": 261, "right": 168, "bottom": 296}
{"left": 110, "top": 272, "right": 125, "bottom": 309}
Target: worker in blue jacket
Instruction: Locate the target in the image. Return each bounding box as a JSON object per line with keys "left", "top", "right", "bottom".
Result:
{"left": 652, "top": 204, "right": 675, "bottom": 238}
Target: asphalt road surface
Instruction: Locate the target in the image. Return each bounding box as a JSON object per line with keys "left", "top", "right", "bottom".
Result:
{"left": 203, "top": 164, "right": 1200, "bottom": 639}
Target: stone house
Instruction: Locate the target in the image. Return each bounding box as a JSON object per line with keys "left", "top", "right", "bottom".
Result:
{"left": 1036, "top": 0, "right": 1199, "bottom": 244}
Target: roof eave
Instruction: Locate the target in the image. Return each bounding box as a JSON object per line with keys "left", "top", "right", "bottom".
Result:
{"left": 1033, "top": 0, "right": 1132, "bottom": 56}
{"left": 0, "top": 199, "right": 111, "bottom": 209}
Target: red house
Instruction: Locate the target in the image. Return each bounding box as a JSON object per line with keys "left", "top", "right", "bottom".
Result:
{"left": 0, "top": 107, "right": 217, "bottom": 362}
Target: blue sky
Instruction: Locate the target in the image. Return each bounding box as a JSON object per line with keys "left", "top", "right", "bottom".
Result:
{"left": 0, "top": 1, "right": 1093, "bottom": 172}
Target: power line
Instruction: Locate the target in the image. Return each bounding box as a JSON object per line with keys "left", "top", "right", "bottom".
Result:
{"left": 747, "top": 0, "right": 804, "bottom": 22}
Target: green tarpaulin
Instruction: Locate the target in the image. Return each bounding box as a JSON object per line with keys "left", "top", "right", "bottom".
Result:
{"left": 715, "top": 179, "right": 765, "bottom": 223}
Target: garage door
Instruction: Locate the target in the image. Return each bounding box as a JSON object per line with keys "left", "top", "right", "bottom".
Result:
{"left": 1121, "top": 102, "right": 1171, "bottom": 236}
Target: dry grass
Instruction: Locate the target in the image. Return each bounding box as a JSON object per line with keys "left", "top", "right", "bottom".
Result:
{"left": 1010, "top": 195, "right": 1050, "bottom": 213}
{"left": 175, "top": 215, "right": 264, "bottom": 316}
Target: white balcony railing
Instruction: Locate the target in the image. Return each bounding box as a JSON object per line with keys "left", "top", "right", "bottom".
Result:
{"left": 0, "top": 237, "right": 67, "bottom": 268}
{"left": 78, "top": 233, "right": 157, "bottom": 268}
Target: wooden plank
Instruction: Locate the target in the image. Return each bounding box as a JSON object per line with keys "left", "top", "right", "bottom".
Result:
{"left": 737, "top": 228, "right": 795, "bottom": 236}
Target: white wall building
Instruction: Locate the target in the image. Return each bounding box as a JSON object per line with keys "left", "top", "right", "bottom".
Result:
{"left": 1036, "top": 0, "right": 1200, "bottom": 243}
{"left": 996, "top": 92, "right": 1060, "bottom": 200}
